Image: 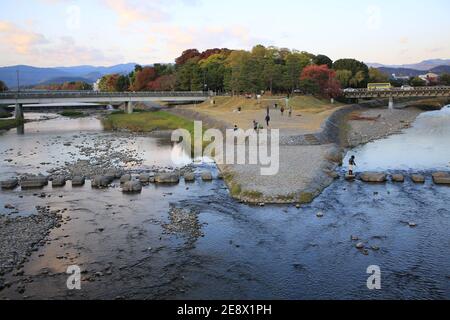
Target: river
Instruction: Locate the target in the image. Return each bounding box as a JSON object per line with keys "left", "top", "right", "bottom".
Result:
{"left": 0, "top": 109, "right": 449, "bottom": 300}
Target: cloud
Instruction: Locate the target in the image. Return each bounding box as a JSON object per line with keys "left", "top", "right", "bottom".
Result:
{"left": 102, "top": 0, "right": 167, "bottom": 27}
{"left": 0, "top": 20, "right": 122, "bottom": 66}
{"left": 0, "top": 20, "right": 48, "bottom": 54}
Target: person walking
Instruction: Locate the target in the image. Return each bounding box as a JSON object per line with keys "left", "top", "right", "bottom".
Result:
{"left": 265, "top": 114, "right": 271, "bottom": 128}
{"left": 288, "top": 106, "right": 292, "bottom": 117}
{"left": 348, "top": 156, "right": 356, "bottom": 176}
{"left": 280, "top": 106, "right": 285, "bottom": 116}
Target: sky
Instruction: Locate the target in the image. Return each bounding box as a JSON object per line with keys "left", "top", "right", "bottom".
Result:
{"left": 0, "top": 0, "right": 449, "bottom": 67}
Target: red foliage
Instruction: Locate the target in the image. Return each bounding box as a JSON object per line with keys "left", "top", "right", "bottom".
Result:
{"left": 175, "top": 49, "right": 201, "bottom": 65}
{"left": 132, "top": 67, "right": 157, "bottom": 91}
{"left": 300, "top": 65, "right": 341, "bottom": 98}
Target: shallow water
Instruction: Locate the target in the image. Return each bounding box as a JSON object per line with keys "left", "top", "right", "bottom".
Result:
{"left": 344, "top": 106, "right": 450, "bottom": 171}
{"left": 0, "top": 111, "right": 449, "bottom": 300}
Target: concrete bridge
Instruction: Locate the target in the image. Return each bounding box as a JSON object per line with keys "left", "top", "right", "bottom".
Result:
{"left": 0, "top": 91, "right": 209, "bottom": 120}
{"left": 343, "top": 86, "right": 450, "bottom": 108}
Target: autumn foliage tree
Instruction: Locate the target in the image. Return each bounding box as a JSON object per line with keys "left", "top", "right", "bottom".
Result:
{"left": 0, "top": 80, "right": 9, "bottom": 92}
{"left": 300, "top": 65, "right": 341, "bottom": 98}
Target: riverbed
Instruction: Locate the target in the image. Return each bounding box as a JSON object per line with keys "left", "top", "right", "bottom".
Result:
{"left": 0, "top": 111, "right": 449, "bottom": 300}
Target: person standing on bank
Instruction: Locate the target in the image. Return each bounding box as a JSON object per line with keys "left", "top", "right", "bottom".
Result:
{"left": 265, "top": 114, "right": 271, "bottom": 128}
{"left": 349, "top": 156, "right": 356, "bottom": 176}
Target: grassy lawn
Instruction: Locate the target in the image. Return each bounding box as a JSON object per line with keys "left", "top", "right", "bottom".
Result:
{"left": 0, "top": 119, "right": 21, "bottom": 131}
{"left": 103, "top": 110, "right": 196, "bottom": 133}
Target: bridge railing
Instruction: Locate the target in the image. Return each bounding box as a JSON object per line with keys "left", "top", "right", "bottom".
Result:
{"left": 343, "top": 86, "right": 450, "bottom": 97}
{"left": 0, "top": 91, "right": 209, "bottom": 100}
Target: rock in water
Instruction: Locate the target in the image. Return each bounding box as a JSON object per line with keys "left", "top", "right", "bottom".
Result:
{"left": 52, "top": 176, "right": 66, "bottom": 187}
{"left": 391, "top": 174, "right": 405, "bottom": 183}
{"left": 345, "top": 174, "right": 356, "bottom": 181}
{"left": 184, "top": 173, "right": 195, "bottom": 182}
{"left": 1, "top": 178, "right": 19, "bottom": 190}
{"left": 120, "top": 174, "right": 132, "bottom": 184}
{"left": 316, "top": 211, "right": 324, "bottom": 218}
{"left": 139, "top": 173, "right": 150, "bottom": 183}
{"left": 20, "top": 175, "right": 48, "bottom": 189}
{"left": 432, "top": 172, "right": 450, "bottom": 185}
{"left": 411, "top": 174, "right": 425, "bottom": 184}
{"left": 155, "top": 173, "right": 180, "bottom": 184}
{"left": 71, "top": 176, "right": 85, "bottom": 186}
{"left": 201, "top": 171, "right": 213, "bottom": 181}
{"left": 91, "top": 176, "right": 113, "bottom": 188}
{"left": 356, "top": 242, "right": 365, "bottom": 249}
{"left": 359, "top": 172, "right": 387, "bottom": 183}
{"left": 122, "top": 181, "right": 142, "bottom": 193}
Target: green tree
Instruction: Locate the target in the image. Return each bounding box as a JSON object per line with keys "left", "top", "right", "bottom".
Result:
{"left": 176, "top": 58, "right": 202, "bottom": 91}
{"left": 314, "top": 54, "right": 333, "bottom": 68}
{"left": 439, "top": 73, "right": 450, "bottom": 86}
{"left": 333, "top": 59, "right": 369, "bottom": 88}
{"left": 116, "top": 75, "right": 130, "bottom": 91}
{"left": 409, "top": 77, "right": 426, "bottom": 87}
{"left": 368, "top": 67, "right": 389, "bottom": 83}
{"left": 335, "top": 69, "right": 353, "bottom": 88}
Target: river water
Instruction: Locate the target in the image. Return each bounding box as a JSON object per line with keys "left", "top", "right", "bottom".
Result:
{"left": 0, "top": 110, "right": 449, "bottom": 300}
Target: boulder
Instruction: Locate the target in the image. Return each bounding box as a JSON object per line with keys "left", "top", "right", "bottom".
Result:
{"left": 122, "top": 180, "right": 142, "bottom": 193}
{"left": 391, "top": 174, "right": 405, "bottom": 183}
{"left": 411, "top": 174, "right": 425, "bottom": 184}
{"left": 20, "top": 175, "right": 48, "bottom": 189}
{"left": 1, "top": 178, "right": 19, "bottom": 190}
{"left": 359, "top": 172, "right": 387, "bottom": 183}
{"left": 432, "top": 172, "right": 450, "bottom": 185}
{"left": 107, "top": 169, "right": 123, "bottom": 179}
{"left": 184, "top": 173, "right": 195, "bottom": 182}
{"left": 139, "top": 173, "right": 150, "bottom": 183}
{"left": 52, "top": 176, "right": 66, "bottom": 187}
{"left": 91, "top": 175, "right": 113, "bottom": 188}
{"left": 201, "top": 171, "right": 213, "bottom": 181}
{"left": 155, "top": 173, "right": 180, "bottom": 184}
{"left": 71, "top": 176, "right": 85, "bottom": 186}
{"left": 120, "top": 174, "right": 132, "bottom": 184}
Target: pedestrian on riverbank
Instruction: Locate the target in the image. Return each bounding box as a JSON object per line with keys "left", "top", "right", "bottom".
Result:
{"left": 253, "top": 120, "right": 258, "bottom": 132}
{"left": 234, "top": 124, "right": 238, "bottom": 132}
{"left": 349, "top": 156, "right": 356, "bottom": 176}
{"left": 289, "top": 107, "right": 292, "bottom": 117}
{"left": 280, "top": 106, "right": 285, "bottom": 116}
{"left": 265, "top": 114, "right": 271, "bottom": 128}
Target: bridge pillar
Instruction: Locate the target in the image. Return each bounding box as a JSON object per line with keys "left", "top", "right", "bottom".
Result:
{"left": 15, "top": 103, "right": 24, "bottom": 121}
{"left": 126, "top": 101, "right": 133, "bottom": 114}
{"left": 388, "top": 97, "right": 394, "bottom": 110}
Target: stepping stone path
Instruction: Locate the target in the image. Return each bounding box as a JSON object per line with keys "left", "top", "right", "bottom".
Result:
{"left": 1, "top": 178, "right": 18, "bottom": 190}
{"left": 201, "top": 171, "right": 213, "bottom": 181}
{"left": 359, "top": 172, "right": 387, "bottom": 183}
{"left": 411, "top": 174, "right": 425, "bottom": 183}
{"left": 432, "top": 172, "right": 450, "bottom": 185}
{"left": 391, "top": 174, "right": 404, "bottom": 183}
{"left": 122, "top": 180, "right": 142, "bottom": 193}
{"left": 71, "top": 176, "right": 85, "bottom": 186}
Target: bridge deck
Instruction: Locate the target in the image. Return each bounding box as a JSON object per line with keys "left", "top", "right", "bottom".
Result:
{"left": 0, "top": 91, "right": 209, "bottom": 105}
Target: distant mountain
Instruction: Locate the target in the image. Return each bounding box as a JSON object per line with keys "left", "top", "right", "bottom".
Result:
{"left": 378, "top": 65, "right": 450, "bottom": 78}
{"left": 0, "top": 63, "right": 138, "bottom": 88}
{"left": 430, "top": 65, "right": 450, "bottom": 74}
{"left": 37, "top": 76, "right": 92, "bottom": 85}
{"left": 378, "top": 67, "right": 423, "bottom": 78}
{"left": 368, "top": 59, "right": 450, "bottom": 71}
